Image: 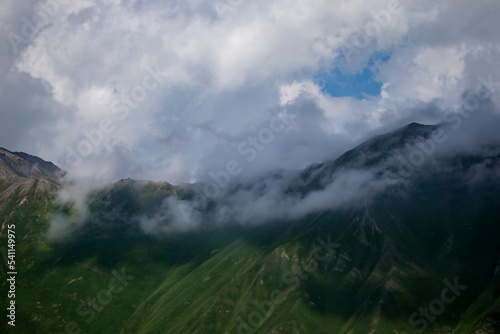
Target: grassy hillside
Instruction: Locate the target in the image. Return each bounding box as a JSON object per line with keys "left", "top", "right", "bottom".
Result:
{"left": 1, "top": 175, "right": 499, "bottom": 333}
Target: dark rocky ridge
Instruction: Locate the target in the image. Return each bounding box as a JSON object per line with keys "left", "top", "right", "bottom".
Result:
{"left": 0, "top": 147, "right": 63, "bottom": 182}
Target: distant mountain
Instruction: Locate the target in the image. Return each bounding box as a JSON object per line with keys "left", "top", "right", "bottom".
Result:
{"left": 0, "top": 147, "right": 63, "bottom": 182}
{"left": 285, "top": 122, "right": 441, "bottom": 193}
{"left": 1, "top": 123, "right": 499, "bottom": 334}
{"left": 0, "top": 148, "right": 63, "bottom": 208}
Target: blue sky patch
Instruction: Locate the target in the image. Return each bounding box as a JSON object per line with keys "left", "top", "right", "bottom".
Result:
{"left": 315, "top": 68, "right": 382, "bottom": 99}
{"left": 317, "top": 52, "right": 391, "bottom": 99}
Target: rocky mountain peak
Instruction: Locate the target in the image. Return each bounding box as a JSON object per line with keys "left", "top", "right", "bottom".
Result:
{"left": 0, "top": 147, "right": 63, "bottom": 182}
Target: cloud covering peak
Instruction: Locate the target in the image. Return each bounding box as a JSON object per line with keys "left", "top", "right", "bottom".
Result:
{"left": 1, "top": 0, "right": 500, "bottom": 187}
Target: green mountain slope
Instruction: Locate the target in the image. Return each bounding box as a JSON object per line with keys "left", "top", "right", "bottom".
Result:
{"left": 1, "top": 123, "right": 499, "bottom": 334}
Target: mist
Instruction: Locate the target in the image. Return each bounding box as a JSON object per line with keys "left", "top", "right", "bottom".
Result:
{"left": 45, "top": 84, "right": 500, "bottom": 240}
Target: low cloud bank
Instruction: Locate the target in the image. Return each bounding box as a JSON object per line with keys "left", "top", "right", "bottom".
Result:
{"left": 48, "top": 100, "right": 500, "bottom": 239}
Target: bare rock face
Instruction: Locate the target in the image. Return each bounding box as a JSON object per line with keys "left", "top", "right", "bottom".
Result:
{"left": 0, "top": 147, "right": 63, "bottom": 182}
{"left": 0, "top": 148, "right": 63, "bottom": 205}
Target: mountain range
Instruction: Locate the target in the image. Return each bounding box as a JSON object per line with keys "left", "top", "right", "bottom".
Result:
{"left": 1, "top": 122, "right": 499, "bottom": 334}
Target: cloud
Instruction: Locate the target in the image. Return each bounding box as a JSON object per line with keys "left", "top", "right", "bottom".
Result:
{"left": 0, "top": 0, "right": 499, "bottom": 212}
{"left": 139, "top": 196, "right": 203, "bottom": 235}
{"left": 45, "top": 96, "right": 500, "bottom": 238}
{"left": 46, "top": 178, "right": 97, "bottom": 240}
{"left": 209, "top": 168, "right": 387, "bottom": 226}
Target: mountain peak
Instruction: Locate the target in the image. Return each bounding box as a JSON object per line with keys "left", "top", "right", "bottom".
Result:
{"left": 405, "top": 121, "right": 427, "bottom": 128}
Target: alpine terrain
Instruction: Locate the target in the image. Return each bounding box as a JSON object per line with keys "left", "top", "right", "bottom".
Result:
{"left": 1, "top": 123, "right": 499, "bottom": 334}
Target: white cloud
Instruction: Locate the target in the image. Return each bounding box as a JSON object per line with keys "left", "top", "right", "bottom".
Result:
{"left": 378, "top": 45, "right": 467, "bottom": 104}
{"left": 0, "top": 0, "right": 498, "bottom": 188}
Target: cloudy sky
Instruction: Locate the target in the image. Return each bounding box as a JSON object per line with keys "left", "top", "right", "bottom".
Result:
{"left": 1, "top": 0, "right": 500, "bottom": 185}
